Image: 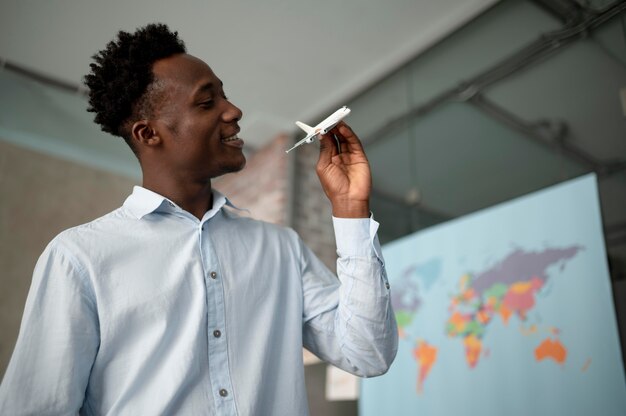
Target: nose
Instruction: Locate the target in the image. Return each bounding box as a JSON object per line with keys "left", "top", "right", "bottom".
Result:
{"left": 223, "top": 100, "right": 243, "bottom": 123}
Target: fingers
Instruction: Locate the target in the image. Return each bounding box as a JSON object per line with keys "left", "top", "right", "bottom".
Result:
{"left": 318, "top": 131, "right": 339, "bottom": 167}
{"left": 318, "top": 122, "right": 365, "bottom": 167}
{"left": 328, "top": 122, "right": 365, "bottom": 154}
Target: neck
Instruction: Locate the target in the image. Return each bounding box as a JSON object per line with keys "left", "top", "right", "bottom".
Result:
{"left": 142, "top": 174, "right": 213, "bottom": 220}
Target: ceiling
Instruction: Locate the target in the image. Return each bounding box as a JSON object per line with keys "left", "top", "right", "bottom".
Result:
{"left": 0, "top": 0, "right": 497, "bottom": 148}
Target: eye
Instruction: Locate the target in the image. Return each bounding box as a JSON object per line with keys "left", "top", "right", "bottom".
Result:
{"left": 199, "top": 99, "right": 215, "bottom": 108}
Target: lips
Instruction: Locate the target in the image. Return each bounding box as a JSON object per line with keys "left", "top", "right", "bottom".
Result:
{"left": 221, "top": 134, "right": 244, "bottom": 148}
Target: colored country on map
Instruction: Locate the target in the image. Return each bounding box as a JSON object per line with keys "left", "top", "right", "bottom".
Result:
{"left": 446, "top": 246, "right": 581, "bottom": 369}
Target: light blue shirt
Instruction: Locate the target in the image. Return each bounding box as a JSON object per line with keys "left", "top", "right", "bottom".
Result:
{"left": 0, "top": 186, "right": 397, "bottom": 415}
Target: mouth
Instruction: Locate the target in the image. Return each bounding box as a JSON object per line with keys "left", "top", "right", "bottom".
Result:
{"left": 221, "top": 134, "right": 244, "bottom": 148}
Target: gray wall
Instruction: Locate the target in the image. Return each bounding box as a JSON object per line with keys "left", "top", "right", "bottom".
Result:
{"left": 0, "top": 139, "right": 138, "bottom": 377}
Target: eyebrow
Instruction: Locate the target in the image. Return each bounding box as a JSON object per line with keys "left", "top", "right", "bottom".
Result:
{"left": 193, "top": 80, "right": 224, "bottom": 98}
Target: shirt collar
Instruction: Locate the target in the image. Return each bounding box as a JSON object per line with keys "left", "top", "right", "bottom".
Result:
{"left": 123, "top": 186, "right": 242, "bottom": 220}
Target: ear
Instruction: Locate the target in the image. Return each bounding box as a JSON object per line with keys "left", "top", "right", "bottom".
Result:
{"left": 131, "top": 120, "right": 161, "bottom": 149}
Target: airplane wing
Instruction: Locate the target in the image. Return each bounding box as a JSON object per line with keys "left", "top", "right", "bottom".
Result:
{"left": 285, "top": 133, "right": 316, "bottom": 153}
{"left": 295, "top": 121, "right": 315, "bottom": 135}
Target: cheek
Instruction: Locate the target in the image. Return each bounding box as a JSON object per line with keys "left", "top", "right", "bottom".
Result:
{"left": 165, "top": 114, "right": 222, "bottom": 159}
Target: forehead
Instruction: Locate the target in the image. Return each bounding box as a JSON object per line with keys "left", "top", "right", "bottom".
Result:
{"left": 152, "top": 53, "right": 221, "bottom": 96}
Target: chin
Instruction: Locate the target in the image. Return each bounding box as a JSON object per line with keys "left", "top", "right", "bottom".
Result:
{"left": 218, "top": 157, "right": 247, "bottom": 176}
{"left": 233, "top": 155, "right": 247, "bottom": 172}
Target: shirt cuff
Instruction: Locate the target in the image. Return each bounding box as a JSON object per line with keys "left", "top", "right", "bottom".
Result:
{"left": 332, "top": 214, "right": 383, "bottom": 261}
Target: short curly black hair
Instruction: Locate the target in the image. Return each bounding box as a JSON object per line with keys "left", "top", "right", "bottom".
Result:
{"left": 84, "top": 23, "right": 186, "bottom": 151}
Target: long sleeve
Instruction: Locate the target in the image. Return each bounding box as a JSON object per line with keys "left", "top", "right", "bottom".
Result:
{"left": 0, "top": 240, "right": 99, "bottom": 415}
{"left": 301, "top": 216, "right": 398, "bottom": 377}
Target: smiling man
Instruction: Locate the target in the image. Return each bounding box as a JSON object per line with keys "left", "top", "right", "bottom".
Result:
{"left": 0, "top": 24, "right": 397, "bottom": 415}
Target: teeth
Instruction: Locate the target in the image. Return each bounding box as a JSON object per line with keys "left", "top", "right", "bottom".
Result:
{"left": 222, "top": 134, "right": 239, "bottom": 142}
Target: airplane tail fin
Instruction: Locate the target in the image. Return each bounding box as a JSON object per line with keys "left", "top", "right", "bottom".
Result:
{"left": 295, "top": 121, "right": 314, "bottom": 134}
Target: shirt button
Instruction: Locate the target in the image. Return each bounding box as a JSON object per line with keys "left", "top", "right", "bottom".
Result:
{"left": 210, "top": 271, "right": 217, "bottom": 279}
{"left": 219, "top": 389, "right": 228, "bottom": 397}
{"left": 213, "top": 330, "right": 221, "bottom": 338}
{"left": 385, "top": 282, "right": 390, "bottom": 289}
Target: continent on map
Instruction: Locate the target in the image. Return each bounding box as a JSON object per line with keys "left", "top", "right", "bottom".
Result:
{"left": 391, "top": 258, "right": 442, "bottom": 338}
{"left": 391, "top": 280, "right": 421, "bottom": 339}
{"left": 445, "top": 246, "right": 581, "bottom": 368}
{"left": 471, "top": 247, "right": 582, "bottom": 293}
{"left": 534, "top": 338, "right": 567, "bottom": 364}
{"left": 413, "top": 340, "right": 437, "bottom": 394}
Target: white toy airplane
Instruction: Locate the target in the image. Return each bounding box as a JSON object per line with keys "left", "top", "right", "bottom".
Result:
{"left": 286, "top": 106, "right": 351, "bottom": 153}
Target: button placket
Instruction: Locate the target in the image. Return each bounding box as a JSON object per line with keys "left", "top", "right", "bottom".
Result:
{"left": 200, "top": 227, "right": 235, "bottom": 411}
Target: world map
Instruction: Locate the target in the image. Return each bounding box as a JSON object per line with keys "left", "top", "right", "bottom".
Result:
{"left": 361, "top": 175, "right": 626, "bottom": 416}
{"left": 392, "top": 247, "right": 583, "bottom": 393}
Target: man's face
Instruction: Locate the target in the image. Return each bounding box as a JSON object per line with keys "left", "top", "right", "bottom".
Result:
{"left": 150, "top": 53, "right": 245, "bottom": 180}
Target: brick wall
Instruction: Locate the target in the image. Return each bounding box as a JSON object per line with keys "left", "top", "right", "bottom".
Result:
{"left": 291, "top": 142, "right": 337, "bottom": 272}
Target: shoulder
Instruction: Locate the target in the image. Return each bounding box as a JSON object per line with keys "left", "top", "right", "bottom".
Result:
{"left": 56, "top": 205, "right": 129, "bottom": 238}
{"left": 30, "top": 210, "right": 132, "bottom": 296}
{"left": 46, "top": 207, "right": 133, "bottom": 260}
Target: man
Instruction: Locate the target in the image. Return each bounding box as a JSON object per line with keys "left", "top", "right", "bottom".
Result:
{"left": 0, "top": 23, "right": 397, "bottom": 415}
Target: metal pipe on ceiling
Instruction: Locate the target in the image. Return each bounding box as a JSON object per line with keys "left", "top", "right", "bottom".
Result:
{"left": 468, "top": 93, "right": 626, "bottom": 177}
{"left": 1, "top": 58, "right": 88, "bottom": 96}
{"left": 530, "top": 0, "right": 591, "bottom": 24}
